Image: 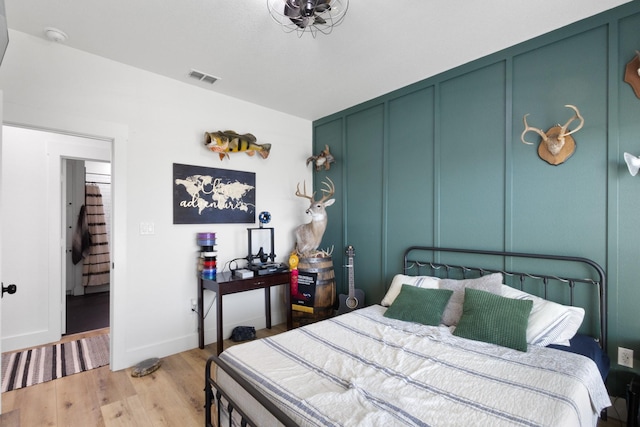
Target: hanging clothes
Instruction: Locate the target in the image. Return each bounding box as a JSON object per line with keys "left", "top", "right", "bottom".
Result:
{"left": 82, "top": 184, "right": 111, "bottom": 287}
{"left": 71, "top": 204, "right": 91, "bottom": 265}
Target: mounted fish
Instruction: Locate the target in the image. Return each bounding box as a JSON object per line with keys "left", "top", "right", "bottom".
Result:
{"left": 204, "top": 130, "right": 272, "bottom": 160}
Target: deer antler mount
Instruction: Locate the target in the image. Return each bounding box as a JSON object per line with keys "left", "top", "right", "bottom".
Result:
{"left": 521, "top": 104, "right": 584, "bottom": 166}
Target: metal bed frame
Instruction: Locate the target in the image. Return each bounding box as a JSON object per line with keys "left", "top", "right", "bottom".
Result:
{"left": 205, "top": 246, "right": 608, "bottom": 426}
{"left": 403, "top": 246, "right": 607, "bottom": 352}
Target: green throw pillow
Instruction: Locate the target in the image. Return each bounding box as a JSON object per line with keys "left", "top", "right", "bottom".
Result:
{"left": 453, "top": 288, "right": 533, "bottom": 352}
{"left": 383, "top": 285, "right": 454, "bottom": 326}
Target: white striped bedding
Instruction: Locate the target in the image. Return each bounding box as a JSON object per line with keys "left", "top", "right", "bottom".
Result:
{"left": 218, "top": 305, "right": 610, "bottom": 427}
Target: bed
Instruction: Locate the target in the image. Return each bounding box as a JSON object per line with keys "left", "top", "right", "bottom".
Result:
{"left": 204, "top": 246, "right": 611, "bottom": 426}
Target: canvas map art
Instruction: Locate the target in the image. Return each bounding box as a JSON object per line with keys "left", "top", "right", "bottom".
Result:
{"left": 173, "top": 163, "right": 256, "bottom": 224}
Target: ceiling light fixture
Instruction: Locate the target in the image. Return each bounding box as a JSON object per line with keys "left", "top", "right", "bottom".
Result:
{"left": 267, "top": 0, "right": 348, "bottom": 38}
{"left": 44, "top": 27, "right": 68, "bottom": 43}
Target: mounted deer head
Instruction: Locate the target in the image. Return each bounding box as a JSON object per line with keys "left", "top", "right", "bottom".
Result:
{"left": 521, "top": 104, "right": 584, "bottom": 165}
{"left": 294, "top": 177, "right": 335, "bottom": 257}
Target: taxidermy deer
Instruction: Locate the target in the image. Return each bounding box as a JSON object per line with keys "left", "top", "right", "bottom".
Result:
{"left": 521, "top": 104, "right": 584, "bottom": 165}
{"left": 294, "top": 177, "right": 335, "bottom": 257}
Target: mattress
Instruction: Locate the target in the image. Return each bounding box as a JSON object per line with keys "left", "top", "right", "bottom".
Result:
{"left": 217, "top": 305, "right": 610, "bottom": 426}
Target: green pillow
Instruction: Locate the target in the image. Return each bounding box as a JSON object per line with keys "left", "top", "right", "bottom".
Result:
{"left": 383, "top": 285, "right": 454, "bottom": 326}
{"left": 453, "top": 288, "right": 533, "bottom": 352}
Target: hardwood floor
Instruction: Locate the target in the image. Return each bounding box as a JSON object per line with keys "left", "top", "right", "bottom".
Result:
{"left": 0, "top": 324, "right": 286, "bottom": 427}
{"left": 0, "top": 324, "right": 629, "bottom": 426}
{"left": 600, "top": 414, "right": 626, "bottom": 427}
{"left": 65, "top": 291, "right": 110, "bottom": 335}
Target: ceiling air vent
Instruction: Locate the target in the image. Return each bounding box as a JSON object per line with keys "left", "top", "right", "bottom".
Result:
{"left": 188, "top": 69, "right": 219, "bottom": 85}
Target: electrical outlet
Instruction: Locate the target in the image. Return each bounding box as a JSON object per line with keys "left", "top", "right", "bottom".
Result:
{"left": 618, "top": 347, "right": 634, "bottom": 368}
{"left": 190, "top": 299, "right": 197, "bottom": 312}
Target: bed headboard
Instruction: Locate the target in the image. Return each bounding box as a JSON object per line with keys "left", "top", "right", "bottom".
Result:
{"left": 402, "top": 246, "right": 607, "bottom": 352}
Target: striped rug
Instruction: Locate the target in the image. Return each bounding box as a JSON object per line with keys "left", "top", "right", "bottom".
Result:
{"left": 1, "top": 333, "right": 109, "bottom": 392}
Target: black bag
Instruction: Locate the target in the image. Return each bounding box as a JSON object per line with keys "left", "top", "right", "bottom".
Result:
{"left": 231, "top": 326, "right": 256, "bottom": 342}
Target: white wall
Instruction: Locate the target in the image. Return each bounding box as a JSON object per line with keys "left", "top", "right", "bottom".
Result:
{"left": 0, "top": 30, "right": 313, "bottom": 369}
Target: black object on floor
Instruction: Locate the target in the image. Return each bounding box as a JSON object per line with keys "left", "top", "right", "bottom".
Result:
{"left": 628, "top": 375, "right": 640, "bottom": 427}
{"left": 65, "top": 291, "right": 110, "bottom": 335}
{"left": 231, "top": 326, "right": 256, "bottom": 342}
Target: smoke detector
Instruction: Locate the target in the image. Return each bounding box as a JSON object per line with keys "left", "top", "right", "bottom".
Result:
{"left": 44, "top": 27, "right": 68, "bottom": 43}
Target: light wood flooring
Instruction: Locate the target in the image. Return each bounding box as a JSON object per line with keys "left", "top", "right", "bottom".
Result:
{"left": 0, "top": 324, "right": 629, "bottom": 427}
{"left": 0, "top": 324, "right": 286, "bottom": 427}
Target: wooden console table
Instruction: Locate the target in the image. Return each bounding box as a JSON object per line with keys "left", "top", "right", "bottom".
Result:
{"left": 198, "top": 270, "right": 292, "bottom": 355}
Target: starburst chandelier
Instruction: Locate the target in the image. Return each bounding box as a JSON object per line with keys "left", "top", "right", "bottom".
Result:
{"left": 267, "top": 0, "right": 349, "bottom": 38}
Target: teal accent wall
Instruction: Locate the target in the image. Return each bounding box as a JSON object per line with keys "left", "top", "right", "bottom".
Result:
{"left": 313, "top": 2, "right": 640, "bottom": 396}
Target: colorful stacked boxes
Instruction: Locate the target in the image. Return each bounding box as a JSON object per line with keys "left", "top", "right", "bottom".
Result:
{"left": 197, "top": 233, "right": 217, "bottom": 280}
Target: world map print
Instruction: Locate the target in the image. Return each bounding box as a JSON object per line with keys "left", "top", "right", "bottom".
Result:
{"left": 173, "top": 163, "right": 256, "bottom": 224}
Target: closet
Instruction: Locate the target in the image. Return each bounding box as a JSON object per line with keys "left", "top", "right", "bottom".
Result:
{"left": 64, "top": 159, "right": 111, "bottom": 334}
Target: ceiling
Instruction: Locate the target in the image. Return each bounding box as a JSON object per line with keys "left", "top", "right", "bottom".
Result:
{"left": 4, "top": 0, "right": 632, "bottom": 121}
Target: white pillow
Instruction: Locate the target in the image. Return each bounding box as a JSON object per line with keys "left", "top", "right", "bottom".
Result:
{"left": 381, "top": 274, "right": 439, "bottom": 306}
{"left": 501, "top": 285, "right": 585, "bottom": 347}
{"left": 439, "top": 273, "right": 503, "bottom": 326}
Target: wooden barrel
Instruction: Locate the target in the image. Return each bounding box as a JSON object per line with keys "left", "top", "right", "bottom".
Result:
{"left": 292, "top": 307, "right": 334, "bottom": 328}
{"left": 298, "top": 256, "right": 336, "bottom": 309}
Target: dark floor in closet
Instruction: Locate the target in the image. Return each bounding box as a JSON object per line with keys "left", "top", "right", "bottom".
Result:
{"left": 65, "top": 292, "right": 109, "bottom": 335}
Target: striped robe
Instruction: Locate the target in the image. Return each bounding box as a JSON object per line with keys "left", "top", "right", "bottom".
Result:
{"left": 82, "top": 185, "right": 110, "bottom": 287}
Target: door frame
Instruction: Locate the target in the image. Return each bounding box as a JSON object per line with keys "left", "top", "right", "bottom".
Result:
{"left": 2, "top": 106, "right": 128, "bottom": 370}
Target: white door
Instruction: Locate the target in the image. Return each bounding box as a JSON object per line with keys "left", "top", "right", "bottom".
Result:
{"left": 1, "top": 125, "right": 110, "bottom": 352}
{"left": 0, "top": 91, "right": 4, "bottom": 413}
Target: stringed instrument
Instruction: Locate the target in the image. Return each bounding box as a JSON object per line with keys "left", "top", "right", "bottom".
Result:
{"left": 337, "top": 245, "right": 365, "bottom": 315}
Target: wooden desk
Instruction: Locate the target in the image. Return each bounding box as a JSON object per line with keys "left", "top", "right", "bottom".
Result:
{"left": 198, "top": 270, "right": 292, "bottom": 355}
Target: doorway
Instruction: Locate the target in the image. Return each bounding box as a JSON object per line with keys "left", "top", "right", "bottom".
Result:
{"left": 1, "top": 125, "right": 112, "bottom": 352}
{"left": 64, "top": 159, "right": 111, "bottom": 335}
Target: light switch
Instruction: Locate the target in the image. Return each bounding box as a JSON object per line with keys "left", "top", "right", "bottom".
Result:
{"left": 140, "top": 222, "right": 155, "bottom": 235}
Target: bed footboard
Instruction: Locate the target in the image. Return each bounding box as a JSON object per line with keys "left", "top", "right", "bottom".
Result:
{"left": 205, "top": 353, "right": 298, "bottom": 427}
